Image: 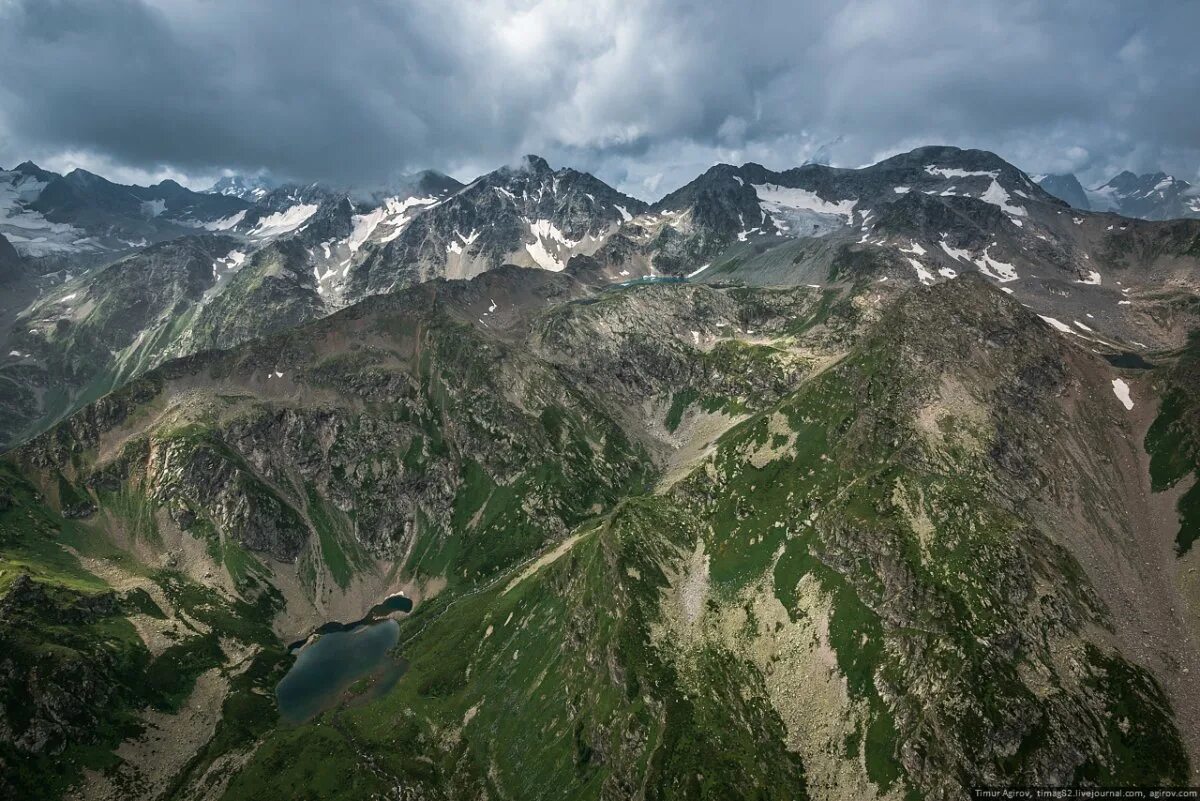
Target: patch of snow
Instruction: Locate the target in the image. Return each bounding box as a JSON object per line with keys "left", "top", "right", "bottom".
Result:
{"left": 351, "top": 195, "right": 438, "bottom": 251}
{"left": 906, "top": 258, "right": 935, "bottom": 285}
{"left": 975, "top": 247, "right": 1019, "bottom": 282}
{"left": 924, "top": 165, "right": 998, "bottom": 180}
{"left": 1118, "top": 300, "right": 1132, "bottom": 305}
{"left": 525, "top": 233, "right": 566, "bottom": 271}
{"left": 614, "top": 204, "right": 633, "bottom": 222}
{"left": 1111, "top": 379, "right": 1134, "bottom": 410}
{"left": 212, "top": 249, "right": 247, "bottom": 278}
{"left": 893, "top": 186, "right": 910, "bottom": 194}
{"left": 979, "top": 179, "right": 1027, "bottom": 217}
{"left": 524, "top": 217, "right": 588, "bottom": 272}
{"left": 900, "top": 241, "right": 927, "bottom": 256}
{"left": 1077, "top": 270, "right": 1102, "bottom": 285}
{"left": 141, "top": 198, "right": 167, "bottom": 218}
{"left": 1073, "top": 320, "right": 1094, "bottom": 332}
{"left": 752, "top": 183, "right": 857, "bottom": 222}
{"left": 938, "top": 235, "right": 972, "bottom": 262}
{"left": 1038, "top": 315, "right": 1073, "bottom": 334}
{"left": 687, "top": 262, "right": 712, "bottom": 278}
{"left": 250, "top": 203, "right": 319, "bottom": 238}
{"left": 348, "top": 207, "right": 388, "bottom": 252}
{"left": 203, "top": 209, "right": 247, "bottom": 231}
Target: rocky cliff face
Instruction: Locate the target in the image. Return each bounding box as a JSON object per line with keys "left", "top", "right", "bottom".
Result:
{"left": 0, "top": 235, "right": 21, "bottom": 284}
{"left": 1037, "top": 173, "right": 1091, "bottom": 210}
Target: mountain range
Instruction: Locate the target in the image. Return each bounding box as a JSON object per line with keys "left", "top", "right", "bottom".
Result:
{"left": 1, "top": 144, "right": 1199, "bottom": 801}
{"left": 1037, "top": 169, "right": 1200, "bottom": 220}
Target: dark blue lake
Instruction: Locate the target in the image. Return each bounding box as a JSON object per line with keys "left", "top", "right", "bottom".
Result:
{"left": 275, "top": 618, "right": 402, "bottom": 723}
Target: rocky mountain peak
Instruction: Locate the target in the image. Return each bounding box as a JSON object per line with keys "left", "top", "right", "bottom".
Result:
{"left": 512, "top": 153, "right": 553, "bottom": 175}
{"left": 11, "top": 160, "right": 57, "bottom": 181}
{"left": 1087, "top": 169, "right": 1199, "bottom": 219}
{"left": 61, "top": 168, "right": 111, "bottom": 188}
{"left": 1102, "top": 170, "right": 1145, "bottom": 193}
{"left": 206, "top": 173, "right": 278, "bottom": 201}
{"left": 409, "top": 169, "right": 464, "bottom": 197}
{"left": 1036, "top": 173, "right": 1090, "bottom": 210}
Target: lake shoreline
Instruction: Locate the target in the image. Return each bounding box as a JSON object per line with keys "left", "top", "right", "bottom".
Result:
{"left": 285, "top": 592, "right": 414, "bottom": 653}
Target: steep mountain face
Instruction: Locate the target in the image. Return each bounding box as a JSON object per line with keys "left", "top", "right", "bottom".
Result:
{"left": 349, "top": 155, "right": 649, "bottom": 297}
{"left": 1085, "top": 171, "right": 1200, "bottom": 221}
{"left": 0, "top": 257, "right": 1198, "bottom": 800}
{"left": 0, "top": 234, "right": 21, "bottom": 284}
{"left": 0, "top": 235, "right": 244, "bottom": 447}
{"left": 1036, "top": 173, "right": 1091, "bottom": 210}
{"left": 0, "top": 163, "right": 250, "bottom": 258}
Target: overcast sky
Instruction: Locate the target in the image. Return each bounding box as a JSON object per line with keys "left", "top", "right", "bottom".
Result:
{"left": 1, "top": 0, "right": 1197, "bottom": 199}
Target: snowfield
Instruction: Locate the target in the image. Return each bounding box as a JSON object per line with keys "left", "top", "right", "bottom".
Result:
{"left": 1111, "top": 379, "right": 1134, "bottom": 410}
{"left": 250, "top": 204, "right": 319, "bottom": 238}
{"left": 752, "top": 183, "right": 857, "bottom": 221}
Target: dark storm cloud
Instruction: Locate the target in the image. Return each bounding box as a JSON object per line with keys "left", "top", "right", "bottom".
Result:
{"left": 0, "top": 0, "right": 1197, "bottom": 198}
